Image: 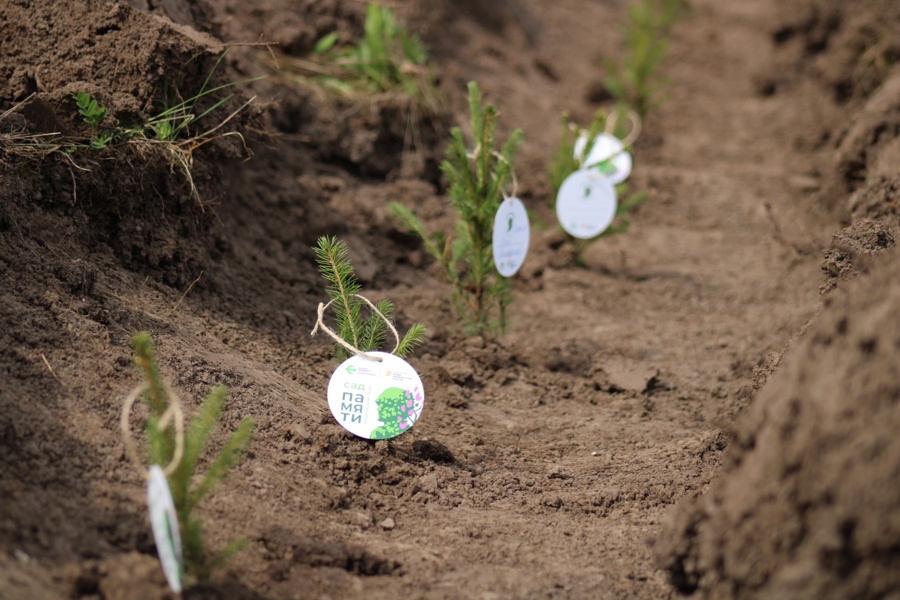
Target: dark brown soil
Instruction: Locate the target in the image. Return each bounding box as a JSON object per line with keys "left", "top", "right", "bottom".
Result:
{"left": 1, "top": 0, "right": 898, "bottom": 599}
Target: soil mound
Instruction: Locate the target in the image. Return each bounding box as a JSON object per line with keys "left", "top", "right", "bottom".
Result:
{"left": 656, "top": 249, "right": 900, "bottom": 598}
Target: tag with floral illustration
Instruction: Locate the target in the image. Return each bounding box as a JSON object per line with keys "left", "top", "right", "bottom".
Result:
{"left": 327, "top": 351, "right": 425, "bottom": 439}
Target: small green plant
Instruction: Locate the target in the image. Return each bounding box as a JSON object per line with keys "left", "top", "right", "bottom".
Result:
{"left": 314, "top": 236, "right": 426, "bottom": 360}
{"left": 124, "top": 50, "right": 261, "bottom": 204}
{"left": 313, "top": 3, "right": 437, "bottom": 111}
{"left": 549, "top": 110, "right": 608, "bottom": 197}
{"left": 137, "top": 53, "right": 254, "bottom": 143}
{"left": 131, "top": 332, "right": 255, "bottom": 584}
{"left": 604, "top": 0, "right": 682, "bottom": 118}
{"left": 73, "top": 91, "right": 114, "bottom": 149}
{"left": 391, "top": 81, "right": 523, "bottom": 334}
{"left": 548, "top": 109, "right": 648, "bottom": 267}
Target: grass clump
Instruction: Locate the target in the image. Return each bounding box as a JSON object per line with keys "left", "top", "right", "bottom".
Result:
{"left": 604, "top": 0, "right": 683, "bottom": 118}
{"left": 312, "top": 3, "right": 438, "bottom": 111}
{"left": 391, "top": 81, "right": 522, "bottom": 335}
{"left": 130, "top": 332, "right": 255, "bottom": 584}
{"left": 314, "top": 235, "right": 426, "bottom": 360}
{"left": 67, "top": 51, "right": 259, "bottom": 204}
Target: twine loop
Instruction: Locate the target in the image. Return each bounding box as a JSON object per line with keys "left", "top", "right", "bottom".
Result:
{"left": 310, "top": 294, "right": 401, "bottom": 362}
{"left": 120, "top": 380, "right": 185, "bottom": 479}
{"left": 582, "top": 110, "right": 643, "bottom": 172}
{"left": 491, "top": 151, "right": 519, "bottom": 201}
{"left": 603, "top": 109, "right": 642, "bottom": 148}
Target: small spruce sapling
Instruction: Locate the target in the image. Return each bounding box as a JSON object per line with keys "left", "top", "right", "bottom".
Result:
{"left": 604, "top": 0, "right": 683, "bottom": 118}
{"left": 131, "top": 332, "right": 255, "bottom": 583}
{"left": 548, "top": 109, "right": 648, "bottom": 267}
{"left": 391, "top": 81, "right": 523, "bottom": 334}
{"left": 314, "top": 236, "right": 426, "bottom": 360}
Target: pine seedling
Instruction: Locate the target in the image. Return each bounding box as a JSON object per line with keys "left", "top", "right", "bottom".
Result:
{"left": 548, "top": 110, "right": 608, "bottom": 197}
{"left": 604, "top": 0, "right": 683, "bottom": 118}
{"left": 549, "top": 109, "right": 648, "bottom": 266}
{"left": 391, "top": 81, "right": 523, "bottom": 334}
{"left": 131, "top": 332, "right": 255, "bottom": 584}
{"left": 314, "top": 236, "right": 426, "bottom": 360}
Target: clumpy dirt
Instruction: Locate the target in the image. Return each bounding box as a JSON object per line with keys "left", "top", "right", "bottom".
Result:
{"left": 1, "top": 0, "right": 898, "bottom": 599}
{"left": 655, "top": 249, "right": 900, "bottom": 599}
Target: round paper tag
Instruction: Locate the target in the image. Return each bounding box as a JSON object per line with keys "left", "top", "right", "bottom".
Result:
{"left": 327, "top": 352, "right": 425, "bottom": 439}
{"left": 492, "top": 197, "right": 530, "bottom": 277}
{"left": 574, "top": 133, "right": 632, "bottom": 185}
{"left": 555, "top": 170, "right": 618, "bottom": 239}
{"left": 147, "top": 464, "right": 183, "bottom": 593}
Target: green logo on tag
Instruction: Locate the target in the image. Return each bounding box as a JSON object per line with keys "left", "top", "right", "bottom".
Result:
{"left": 346, "top": 365, "right": 357, "bottom": 374}
{"left": 596, "top": 159, "right": 616, "bottom": 176}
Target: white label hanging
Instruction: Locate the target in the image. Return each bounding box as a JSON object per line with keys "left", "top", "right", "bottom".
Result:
{"left": 492, "top": 197, "right": 530, "bottom": 277}
{"left": 327, "top": 351, "right": 425, "bottom": 439}
{"left": 555, "top": 170, "right": 618, "bottom": 239}
{"left": 147, "top": 464, "right": 183, "bottom": 594}
{"left": 574, "top": 132, "right": 633, "bottom": 185}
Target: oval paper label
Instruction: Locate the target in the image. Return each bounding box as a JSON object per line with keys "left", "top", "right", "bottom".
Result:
{"left": 327, "top": 352, "right": 425, "bottom": 439}
{"left": 556, "top": 170, "right": 618, "bottom": 239}
{"left": 147, "top": 464, "right": 183, "bottom": 593}
{"left": 492, "top": 197, "right": 530, "bottom": 277}
{"left": 574, "top": 132, "right": 632, "bottom": 185}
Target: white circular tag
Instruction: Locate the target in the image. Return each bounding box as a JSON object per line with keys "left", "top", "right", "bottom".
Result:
{"left": 574, "top": 133, "right": 632, "bottom": 185}
{"left": 147, "top": 464, "right": 183, "bottom": 593}
{"left": 492, "top": 197, "right": 530, "bottom": 277}
{"left": 555, "top": 170, "right": 618, "bottom": 239}
{"left": 327, "top": 352, "right": 425, "bottom": 439}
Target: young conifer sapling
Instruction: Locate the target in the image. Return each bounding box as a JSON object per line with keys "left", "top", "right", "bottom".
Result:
{"left": 314, "top": 236, "right": 426, "bottom": 359}
{"left": 391, "top": 81, "right": 523, "bottom": 334}
{"left": 130, "top": 332, "right": 255, "bottom": 584}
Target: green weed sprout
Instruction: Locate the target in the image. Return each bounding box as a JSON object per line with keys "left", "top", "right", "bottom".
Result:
{"left": 124, "top": 50, "right": 261, "bottom": 204}
{"left": 391, "top": 81, "right": 522, "bottom": 334}
{"left": 313, "top": 3, "right": 437, "bottom": 111}
{"left": 131, "top": 332, "right": 255, "bottom": 584}
{"left": 72, "top": 91, "right": 114, "bottom": 149}
{"left": 314, "top": 236, "right": 426, "bottom": 360}
{"left": 138, "top": 52, "right": 257, "bottom": 143}
{"left": 604, "top": 0, "right": 682, "bottom": 118}
{"left": 549, "top": 109, "right": 648, "bottom": 267}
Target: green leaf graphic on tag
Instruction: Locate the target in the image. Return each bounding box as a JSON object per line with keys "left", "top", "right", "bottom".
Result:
{"left": 596, "top": 159, "right": 616, "bottom": 176}
{"left": 370, "top": 386, "right": 423, "bottom": 439}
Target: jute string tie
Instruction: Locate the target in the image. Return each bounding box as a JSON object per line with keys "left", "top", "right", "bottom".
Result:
{"left": 311, "top": 294, "right": 401, "bottom": 362}
{"left": 120, "top": 380, "right": 185, "bottom": 479}
{"left": 582, "top": 110, "right": 643, "bottom": 171}
{"left": 490, "top": 151, "right": 519, "bottom": 202}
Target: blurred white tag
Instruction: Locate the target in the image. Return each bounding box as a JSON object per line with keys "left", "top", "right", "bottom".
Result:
{"left": 492, "top": 197, "right": 530, "bottom": 277}
{"left": 574, "top": 132, "right": 632, "bottom": 184}
{"left": 556, "top": 170, "right": 618, "bottom": 239}
{"left": 147, "top": 464, "right": 183, "bottom": 593}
